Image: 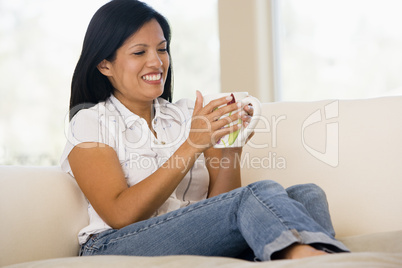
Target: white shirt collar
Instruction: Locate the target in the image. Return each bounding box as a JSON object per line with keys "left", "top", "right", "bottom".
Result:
{"left": 107, "top": 94, "right": 182, "bottom": 129}
{"left": 154, "top": 98, "right": 184, "bottom": 124}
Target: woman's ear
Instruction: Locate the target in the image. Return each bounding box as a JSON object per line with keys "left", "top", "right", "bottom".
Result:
{"left": 97, "top": 60, "right": 113, "bottom": 76}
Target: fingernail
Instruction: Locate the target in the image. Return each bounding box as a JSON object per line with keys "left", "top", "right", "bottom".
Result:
{"left": 226, "top": 95, "right": 233, "bottom": 101}
{"left": 237, "top": 102, "right": 242, "bottom": 108}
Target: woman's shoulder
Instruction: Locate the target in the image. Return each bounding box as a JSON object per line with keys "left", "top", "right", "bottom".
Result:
{"left": 70, "top": 98, "right": 126, "bottom": 130}
{"left": 70, "top": 107, "right": 98, "bottom": 125}
{"left": 68, "top": 100, "right": 120, "bottom": 144}
{"left": 70, "top": 100, "right": 110, "bottom": 123}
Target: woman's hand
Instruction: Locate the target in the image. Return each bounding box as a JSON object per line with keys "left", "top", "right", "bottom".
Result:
{"left": 204, "top": 96, "right": 256, "bottom": 197}
{"left": 240, "top": 102, "right": 255, "bottom": 145}
{"left": 218, "top": 101, "right": 255, "bottom": 157}
{"left": 242, "top": 103, "right": 254, "bottom": 127}
{"left": 187, "top": 91, "right": 242, "bottom": 152}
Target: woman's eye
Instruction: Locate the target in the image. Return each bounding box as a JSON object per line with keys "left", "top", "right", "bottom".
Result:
{"left": 133, "top": 51, "right": 145, "bottom": 56}
{"left": 158, "top": 48, "right": 168, "bottom": 53}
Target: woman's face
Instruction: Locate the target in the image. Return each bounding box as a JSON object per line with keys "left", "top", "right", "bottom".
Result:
{"left": 100, "top": 19, "right": 170, "bottom": 106}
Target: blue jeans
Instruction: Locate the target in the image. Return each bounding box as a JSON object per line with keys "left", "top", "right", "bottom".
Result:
{"left": 80, "top": 180, "right": 349, "bottom": 261}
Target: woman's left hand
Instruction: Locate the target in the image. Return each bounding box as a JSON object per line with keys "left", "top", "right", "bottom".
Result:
{"left": 207, "top": 103, "right": 256, "bottom": 196}
{"left": 241, "top": 104, "right": 253, "bottom": 127}
{"left": 241, "top": 103, "right": 255, "bottom": 144}
{"left": 221, "top": 103, "right": 255, "bottom": 156}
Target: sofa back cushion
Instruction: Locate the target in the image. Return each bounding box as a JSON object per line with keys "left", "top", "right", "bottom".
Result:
{"left": 0, "top": 166, "right": 88, "bottom": 266}
{"left": 241, "top": 96, "right": 402, "bottom": 238}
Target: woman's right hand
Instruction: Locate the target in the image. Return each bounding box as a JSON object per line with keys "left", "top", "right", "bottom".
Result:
{"left": 187, "top": 91, "right": 243, "bottom": 152}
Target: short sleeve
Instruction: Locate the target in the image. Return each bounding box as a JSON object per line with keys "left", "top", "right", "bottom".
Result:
{"left": 60, "top": 108, "right": 114, "bottom": 175}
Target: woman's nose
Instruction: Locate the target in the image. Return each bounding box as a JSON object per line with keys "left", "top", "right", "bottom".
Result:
{"left": 147, "top": 51, "right": 163, "bottom": 67}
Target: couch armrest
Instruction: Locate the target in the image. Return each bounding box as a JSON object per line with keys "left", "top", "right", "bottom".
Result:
{"left": 0, "top": 166, "right": 88, "bottom": 266}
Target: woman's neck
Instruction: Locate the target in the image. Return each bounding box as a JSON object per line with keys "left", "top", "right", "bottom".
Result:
{"left": 118, "top": 97, "right": 157, "bottom": 138}
{"left": 131, "top": 102, "right": 154, "bottom": 123}
{"left": 113, "top": 93, "right": 155, "bottom": 125}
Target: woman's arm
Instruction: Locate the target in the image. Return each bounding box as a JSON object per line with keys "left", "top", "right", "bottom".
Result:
{"left": 205, "top": 147, "right": 243, "bottom": 198}
{"left": 69, "top": 140, "right": 203, "bottom": 229}
{"left": 206, "top": 104, "right": 255, "bottom": 198}
{"left": 69, "top": 92, "right": 242, "bottom": 229}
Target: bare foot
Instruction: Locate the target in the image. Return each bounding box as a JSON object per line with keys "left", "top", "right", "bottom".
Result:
{"left": 275, "top": 244, "right": 329, "bottom": 260}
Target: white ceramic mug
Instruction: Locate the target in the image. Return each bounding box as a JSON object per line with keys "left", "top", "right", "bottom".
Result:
{"left": 203, "top": 92, "right": 261, "bottom": 148}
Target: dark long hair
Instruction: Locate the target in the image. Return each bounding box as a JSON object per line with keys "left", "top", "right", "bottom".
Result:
{"left": 69, "top": 0, "right": 173, "bottom": 120}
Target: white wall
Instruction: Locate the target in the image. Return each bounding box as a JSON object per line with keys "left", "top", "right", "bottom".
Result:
{"left": 218, "top": 0, "right": 276, "bottom": 102}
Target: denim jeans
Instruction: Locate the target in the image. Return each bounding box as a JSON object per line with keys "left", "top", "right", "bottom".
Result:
{"left": 80, "top": 180, "right": 349, "bottom": 261}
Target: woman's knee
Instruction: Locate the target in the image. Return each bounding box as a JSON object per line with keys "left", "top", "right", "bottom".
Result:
{"left": 246, "top": 180, "right": 286, "bottom": 195}
{"left": 286, "top": 183, "right": 328, "bottom": 203}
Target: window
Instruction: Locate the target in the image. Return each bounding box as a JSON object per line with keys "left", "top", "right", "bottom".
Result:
{"left": 0, "top": 0, "right": 219, "bottom": 165}
{"left": 275, "top": 0, "right": 402, "bottom": 101}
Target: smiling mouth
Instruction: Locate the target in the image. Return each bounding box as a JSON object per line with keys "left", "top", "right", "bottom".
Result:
{"left": 142, "top": 73, "right": 162, "bottom": 81}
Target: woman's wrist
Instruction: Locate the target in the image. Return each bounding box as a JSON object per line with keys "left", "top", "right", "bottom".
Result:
{"left": 183, "top": 138, "right": 207, "bottom": 155}
{"left": 221, "top": 147, "right": 243, "bottom": 157}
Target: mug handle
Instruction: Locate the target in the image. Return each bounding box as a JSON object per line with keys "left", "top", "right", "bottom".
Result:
{"left": 239, "top": 96, "right": 261, "bottom": 143}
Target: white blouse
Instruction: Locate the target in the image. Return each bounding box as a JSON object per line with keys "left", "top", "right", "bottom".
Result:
{"left": 60, "top": 94, "right": 210, "bottom": 245}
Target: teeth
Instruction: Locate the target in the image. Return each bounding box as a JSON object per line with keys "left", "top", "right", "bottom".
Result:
{"left": 142, "top": 73, "right": 161, "bottom": 81}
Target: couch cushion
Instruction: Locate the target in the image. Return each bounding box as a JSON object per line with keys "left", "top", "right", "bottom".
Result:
{"left": 241, "top": 97, "right": 402, "bottom": 237}
{"left": 4, "top": 253, "right": 402, "bottom": 268}
{"left": 0, "top": 166, "right": 88, "bottom": 267}
{"left": 339, "top": 230, "right": 402, "bottom": 253}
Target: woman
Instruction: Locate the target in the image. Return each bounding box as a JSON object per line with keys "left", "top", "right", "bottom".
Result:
{"left": 61, "top": 0, "right": 349, "bottom": 261}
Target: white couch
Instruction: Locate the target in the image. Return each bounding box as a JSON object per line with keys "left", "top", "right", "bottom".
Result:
{"left": 1, "top": 97, "right": 402, "bottom": 267}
